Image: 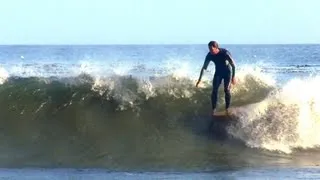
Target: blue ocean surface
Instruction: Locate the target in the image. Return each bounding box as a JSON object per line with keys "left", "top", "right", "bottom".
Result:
{"left": 0, "top": 44, "right": 319, "bottom": 178}
{"left": 0, "top": 167, "right": 320, "bottom": 179}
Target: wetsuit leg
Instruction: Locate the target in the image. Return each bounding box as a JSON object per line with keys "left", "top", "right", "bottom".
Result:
{"left": 211, "top": 74, "right": 223, "bottom": 110}
{"left": 223, "top": 72, "right": 232, "bottom": 109}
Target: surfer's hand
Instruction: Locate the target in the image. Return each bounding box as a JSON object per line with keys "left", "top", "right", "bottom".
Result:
{"left": 231, "top": 77, "right": 236, "bottom": 85}
{"left": 196, "top": 80, "right": 200, "bottom": 87}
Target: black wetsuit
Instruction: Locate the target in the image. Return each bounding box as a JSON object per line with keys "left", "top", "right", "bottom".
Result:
{"left": 202, "top": 48, "right": 235, "bottom": 110}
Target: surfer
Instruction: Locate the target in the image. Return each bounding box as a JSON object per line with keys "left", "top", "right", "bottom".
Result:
{"left": 196, "top": 41, "right": 236, "bottom": 115}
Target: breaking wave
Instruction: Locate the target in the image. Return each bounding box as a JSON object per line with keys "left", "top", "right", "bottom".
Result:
{"left": 0, "top": 63, "right": 319, "bottom": 169}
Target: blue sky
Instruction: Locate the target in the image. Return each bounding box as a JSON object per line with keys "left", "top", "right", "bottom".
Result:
{"left": 1, "top": 0, "right": 319, "bottom": 44}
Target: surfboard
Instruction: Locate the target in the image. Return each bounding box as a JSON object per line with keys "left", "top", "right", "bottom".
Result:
{"left": 212, "top": 108, "right": 237, "bottom": 121}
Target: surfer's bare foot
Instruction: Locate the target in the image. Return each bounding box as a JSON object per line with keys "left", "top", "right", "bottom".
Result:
{"left": 225, "top": 109, "right": 229, "bottom": 115}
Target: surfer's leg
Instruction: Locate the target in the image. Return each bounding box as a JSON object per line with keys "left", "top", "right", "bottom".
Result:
{"left": 211, "top": 74, "right": 222, "bottom": 111}
{"left": 223, "top": 73, "right": 232, "bottom": 110}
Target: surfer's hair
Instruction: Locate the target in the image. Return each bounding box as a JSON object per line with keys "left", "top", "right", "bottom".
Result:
{"left": 208, "top": 41, "right": 219, "bottom": 48}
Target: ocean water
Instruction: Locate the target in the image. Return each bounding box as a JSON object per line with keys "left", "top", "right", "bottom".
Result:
{"left": 0, "top": 44, "right": 320, "bottom": 179}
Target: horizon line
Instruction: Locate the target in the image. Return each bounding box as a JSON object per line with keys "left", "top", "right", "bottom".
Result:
{"left": 0, "top": 43, "right": 320, "bottom": 46}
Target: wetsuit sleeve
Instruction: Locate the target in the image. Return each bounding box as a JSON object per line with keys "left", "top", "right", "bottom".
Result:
{"left": 196, "top": 53, "right": 211, "bottom": 85}
{"left": 202, "top": 53, "right": 211, "bottom": 70}
{"left": 226, "top": 51, "right": 236, "bottom": 78}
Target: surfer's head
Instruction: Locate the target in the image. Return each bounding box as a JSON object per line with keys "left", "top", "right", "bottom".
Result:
{"left": 208, "top": 41, "right": 220, "bottom": 55}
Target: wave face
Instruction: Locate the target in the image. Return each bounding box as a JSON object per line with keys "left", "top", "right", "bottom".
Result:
{"left": 0, "top": 67, "right": 319, "bottom": 168}
{"left": 0, "top": 68, "right": 279, "bottom": 168}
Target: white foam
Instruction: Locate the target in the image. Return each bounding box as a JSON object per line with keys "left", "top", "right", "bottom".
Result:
{"left": 163, "top": 58, "right": 193, "bottom": 79}
{"left": 0, "top": 66, "right": 9, "bottom": 84}
{"left": 229, "top": 76, "right": 320, "bottom": 153}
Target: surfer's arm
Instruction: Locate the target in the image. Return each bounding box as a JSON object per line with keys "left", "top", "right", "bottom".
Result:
{"left": 196, "top": 68, "right": 205, "bottom": 85}
{"left": 196, "top": 54, "right": 210, "bottom": 87}
{"left": 226, "top": 51, "right": 236, "bottom": 79}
